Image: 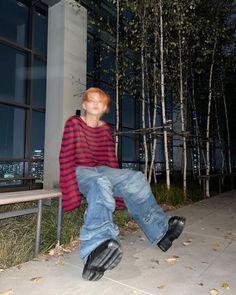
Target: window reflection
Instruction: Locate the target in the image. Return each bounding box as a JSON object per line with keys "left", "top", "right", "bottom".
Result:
{"left": 0, "top": 161, "right": 24, "bottom": 185}
{"left": 121, "top": 131, "right": 138, "bottom": 162}
{"left": 101, "top": 84, "right": 116, "bottom": 124}
{"left": 122, "top": 94, "right": 135, "bottom": 128}
{"left": 32, "top": 58, "right": 46, "bottom": 108}
{"left": 31, "top": 111, "right": 45, "bottom": 155}
{"left": 33, "top": 9, "right": 48, "bottom": 55}
{"left": 0, "top": 0, "right": 28, "bottom": 47}
{"left": 0, "top": 44, "right": 27, "bottom": 103}
{"left": 0, "top": 105, "right": 25, "bottom": 158}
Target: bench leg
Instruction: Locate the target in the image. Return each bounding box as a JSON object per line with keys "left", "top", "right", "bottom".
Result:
{"left": 57, "top": 197, "right": 62, "bottom": 243}
{"left": 35, "top": 199, "right": 43, "bottom": 256}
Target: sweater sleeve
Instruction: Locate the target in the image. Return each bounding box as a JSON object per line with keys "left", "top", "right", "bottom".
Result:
{"left": 59, "top": 117, "right": 82, "bottom": 211}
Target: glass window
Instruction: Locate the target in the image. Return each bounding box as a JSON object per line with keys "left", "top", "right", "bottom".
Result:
{"left": 33, "top": 9, "right": 48, "bottom": 55}
{"left": 155, "top": 137, "right": 164, "bottom": 162}
{"left": 32, "top": 58, "right": 46, "bottom": 108}
{"left": 87, "top": 77, "right": 95, "bottom": 89}
{"left": 121, "top": 131, "right": 138, "bottom": 162}
{"left": 0, "top": 161, "right": 24, "bottom": 185}
{"left": 121, "top": 93, "right": 136, "bottom": 128}
{"left": 122, "top": 162, "right": 139, "bottom": 170}
{"left": 31, "top": 111, "right": 45, "bottom": 156}
{"left": 100, "top": 44, "right": 115, "bottom": 85}
{"left": 0, "top": 0, "right": 29, "bottom": 47}
{"left": 101, "top": 84, "right": 116, "bottom": 124}
{"left": 0, "top": 44, "right": 27, "bottom": 103}
{"left": 0, "top": 104, "right": 25, "bottom": 158}
{"left": 29, "top": 161, "right": 44, "bottom": 181}
{"left": 87, "top": 36, "right": 95, "bottom": 76}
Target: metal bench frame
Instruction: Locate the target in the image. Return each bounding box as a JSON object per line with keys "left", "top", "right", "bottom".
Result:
{"left": 0, "top": 189, "right": 62, "bottom": 256}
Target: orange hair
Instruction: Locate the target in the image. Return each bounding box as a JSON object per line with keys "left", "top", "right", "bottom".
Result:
{"left": 82, "top": 87, "right": 111, "bottom": 110}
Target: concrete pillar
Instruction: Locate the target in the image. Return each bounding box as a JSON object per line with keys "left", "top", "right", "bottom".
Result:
{"left": 43, "top": 0, "right": 87, "bottom": 189}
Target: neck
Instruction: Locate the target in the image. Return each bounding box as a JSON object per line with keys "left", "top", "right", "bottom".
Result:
{"left": 83, "top": 114, "right": 100, "bottom": 128}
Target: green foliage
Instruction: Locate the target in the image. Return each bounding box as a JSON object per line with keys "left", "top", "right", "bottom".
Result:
{"left": 151, "top": 176, "right": 203, "bottom": 206}
{"left": 152, "top": 183, "right": 186, "bottom": 206}
{"left": 0, "top": 201, "right": 133, "bottom": 269}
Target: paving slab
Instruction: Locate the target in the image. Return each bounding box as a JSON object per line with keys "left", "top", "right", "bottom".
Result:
{"left": 0, "top": 191, "right": 235, "bottom": 295}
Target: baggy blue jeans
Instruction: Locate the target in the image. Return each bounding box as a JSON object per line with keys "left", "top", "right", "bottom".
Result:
{"left": 75, "top": 165, "right": 169, "bottom": 262}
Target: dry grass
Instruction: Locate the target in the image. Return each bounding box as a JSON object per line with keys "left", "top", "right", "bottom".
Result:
{"left": 0, "top": 201, "right": 132, "bottom": 270}
{"left": 0, "top": 181, "right": 203, "bottom": 270}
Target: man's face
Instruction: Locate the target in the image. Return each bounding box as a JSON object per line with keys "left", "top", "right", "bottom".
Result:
{"left": 83, "top": 92, "right": 107, "bottom": 117}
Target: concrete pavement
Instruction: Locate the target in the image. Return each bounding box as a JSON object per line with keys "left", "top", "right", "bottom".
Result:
{"left": 0, "top": 191, "right": 236, "bottom": 295}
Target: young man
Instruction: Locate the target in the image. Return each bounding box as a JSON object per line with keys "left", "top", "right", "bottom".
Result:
{"left": 59, "top": 87, "right": 186, "bottom": 281}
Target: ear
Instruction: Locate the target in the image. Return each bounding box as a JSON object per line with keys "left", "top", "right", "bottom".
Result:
{"left": 103, "top": 105, "right": 108, "bottom": 113}
{"left": 82, "top": 102, "right": 86, "bottom": 110}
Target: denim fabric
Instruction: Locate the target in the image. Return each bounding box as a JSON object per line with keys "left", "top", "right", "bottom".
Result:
{"left": 75, "top": 165, "right": 169, "bottom": 262}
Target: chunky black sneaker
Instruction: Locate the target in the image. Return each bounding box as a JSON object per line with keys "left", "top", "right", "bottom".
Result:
{"left": 157, "top": 216, "right": 186, "bottom": 252}
{"left": 82, "top": 239, "right": 123, "bottom": 281}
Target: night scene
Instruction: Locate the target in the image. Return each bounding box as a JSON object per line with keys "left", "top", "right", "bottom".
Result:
{"left": 0, "top": 0, "right": 236, "bottom": 294}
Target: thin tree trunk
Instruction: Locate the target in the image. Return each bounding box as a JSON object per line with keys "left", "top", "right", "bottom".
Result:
{"left": 115, "top": 0, "right": 120, "bottom": 157}
{"left": 148, "top": 8, "right": 158, "bottom": 184}
{"left": 191, "top": 68, "right": 201, "bottom": 178}
{"left": 145, "top": 50, "right": 157, "bottom": 183}
{"left": 191, "top": 69, "right": 207, "bottom": 180}
{"left": 159, "top": 0, "right": 170, "bottom": 189}
{"left": 206, "top": 38, "right": 217, "bottom": 197}
{"left": 141, "top": 5, "right": 148, "bottom": 176}
{"left": 222, "top": 81, "right": 232, "bottom": 174}
{"left": 178, "top": 28, "right": 187, "bottom": 199}
{"left": 214, "top": 96, "right": 225, "bottom": 174}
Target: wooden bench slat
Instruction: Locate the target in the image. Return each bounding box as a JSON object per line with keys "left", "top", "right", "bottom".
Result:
{"left": 0, "top": 189, "right": 62, "bottom": 205}
{"left": 0, "top": 189, "right": 63, "bottom": 256}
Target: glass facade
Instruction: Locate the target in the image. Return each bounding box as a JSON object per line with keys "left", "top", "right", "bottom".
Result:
{"left": 0, "top": 0, "right": 48, "bottom": 189}
{"left": 82, "top": 0, "right": 140, "bottom": 168}
{"left": 0, "top": 0, "right": 170, "bottom": 191}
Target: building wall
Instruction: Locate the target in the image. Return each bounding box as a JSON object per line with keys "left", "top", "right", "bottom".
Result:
{"left": 43, "top": 0, "right": 87, "bottom": 189}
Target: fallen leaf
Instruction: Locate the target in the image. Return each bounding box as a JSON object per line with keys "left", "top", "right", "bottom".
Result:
{"left": 212, "top": 243, "right": 221, "bottom": 248}
{"left": 221, "top": 282, "right": 230, "bottom": 290}
{"left": 62, "top": 248, "right": 72, "bottom": 253}
{"left": 16, "top": 265, "right": 23, "bottom": 270}
{"left": 210, "top": 288, "right": 218, "bottom": 295}
{"left": 185, "top": 266, "right": 193, "bottom": 270}
{"left": 0, "top": 269, "right": 5, "bottom": 273}
{"left": 36, "top": 254, "right": 49, "bottom": 262}
{"left": 165, "top": 255, "right": 179, "bottom": 264}
{"left": 0, "top": 289, "right": 14, "bottom": 295}
{"left": 198, "top": 283, "right": 204, "bottom": 286}
{"left": 183, "top": 240, "right": 192, "bottom": 246}
{"left": 56, "top": 257, "right": 63, "bottom": 266}
{"left": 30, "top": 277, "right": 43, "bottom": 283}
{"left": 126, "top": 221, "right": 139, "bottom": 231}
{"left": 157, "top": 285, "right": 165, "bottom": 290}
{"left": 49, "top": 249, "right": 55, "bottom": 256}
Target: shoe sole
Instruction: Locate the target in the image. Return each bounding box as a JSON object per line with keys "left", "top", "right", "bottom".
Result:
{"left": 158, "top": 218, "right": 186, "bottom": 252}
{"left": 82, "top": 240, "right": 123, "bottom": 281}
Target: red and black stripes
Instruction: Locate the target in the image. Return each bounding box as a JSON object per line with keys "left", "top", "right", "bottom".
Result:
{"left": 59, "top": 116, "right": 124, "bottom": 212}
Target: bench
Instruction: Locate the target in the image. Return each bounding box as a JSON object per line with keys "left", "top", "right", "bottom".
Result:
{"left": 0, "top": 189, "right": 62, "bottom": 256}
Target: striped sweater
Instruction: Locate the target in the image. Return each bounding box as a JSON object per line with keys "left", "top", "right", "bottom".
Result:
{"left": 59, "top": 115, "right": 125, "bottom": 212}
